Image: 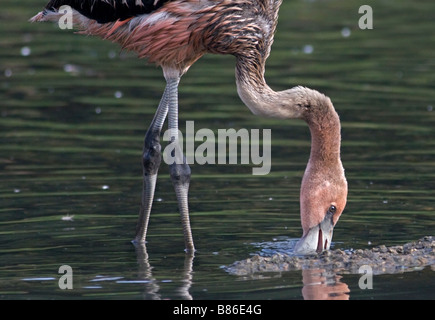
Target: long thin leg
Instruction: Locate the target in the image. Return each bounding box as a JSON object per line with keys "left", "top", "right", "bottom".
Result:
{"left": 133, "top": 86, "right": 169, "bottom": 244}
{"left": 165, "top": 75, "right": 195, "bottom": 253}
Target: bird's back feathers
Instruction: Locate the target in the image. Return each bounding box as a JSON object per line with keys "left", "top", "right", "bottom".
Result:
{"left": 42, "top": 0, "right": 171, "bottom": 23}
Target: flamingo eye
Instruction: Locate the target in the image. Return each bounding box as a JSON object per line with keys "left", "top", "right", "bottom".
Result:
{"left": 328, "top": 205, "right": 337, "bottom": 214}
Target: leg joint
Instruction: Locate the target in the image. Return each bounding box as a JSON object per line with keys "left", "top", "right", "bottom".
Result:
{"left": 169, "top": 163, "right": 191, "bottom": 186}
{"left": 143, "top": 129, "right": 162, "bottom": 176}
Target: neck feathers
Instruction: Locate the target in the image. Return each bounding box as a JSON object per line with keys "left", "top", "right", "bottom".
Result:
{"left": 235, "top": 56, "right": 342, "bottom": 163}
{"left": 235, "top": 56, "right": 302, "bottom": 119}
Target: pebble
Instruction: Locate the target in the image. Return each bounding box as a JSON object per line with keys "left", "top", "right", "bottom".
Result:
{"left": 225, "top": 236, "right": 435, "bottom": 276}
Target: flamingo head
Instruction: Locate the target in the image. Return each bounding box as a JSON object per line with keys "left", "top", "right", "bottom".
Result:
{"left": 293, "top": 161, "right": 348, "bottom": 255}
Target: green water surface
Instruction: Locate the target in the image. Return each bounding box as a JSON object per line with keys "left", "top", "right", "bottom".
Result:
{"left": 0, "top": 0, "right": 434, "bottom": 299}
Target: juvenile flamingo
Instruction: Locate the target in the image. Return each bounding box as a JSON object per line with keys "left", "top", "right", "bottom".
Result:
{"left": 31, "top": 0, "right": 348, "bottom": 254}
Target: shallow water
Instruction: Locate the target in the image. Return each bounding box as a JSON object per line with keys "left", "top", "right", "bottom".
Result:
{"left": 0, "top": 0, "right": 434, "bottom": 299}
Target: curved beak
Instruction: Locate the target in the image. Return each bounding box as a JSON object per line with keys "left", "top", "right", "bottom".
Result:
{"left": 294, "top": 212, "right": 334, "bottom": 255}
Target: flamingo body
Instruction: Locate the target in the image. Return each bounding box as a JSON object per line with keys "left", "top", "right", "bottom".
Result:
{"left": 31, "top": 0, "right": 348, "bottom": 254}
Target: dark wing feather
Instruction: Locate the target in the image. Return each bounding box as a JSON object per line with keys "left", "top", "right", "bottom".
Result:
{"left": 43, "top": 0, "right": 171, "bottom": 23}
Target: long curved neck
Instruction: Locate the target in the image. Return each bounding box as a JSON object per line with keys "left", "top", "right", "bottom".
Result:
{"left": 235, "top": 56, "right": 342, "bottom": 163}
{"left": 235, "top": 56, "right": 300, "bottom": 119}
{"left": 307, "top": 110, "right": 342, "bottom": 164}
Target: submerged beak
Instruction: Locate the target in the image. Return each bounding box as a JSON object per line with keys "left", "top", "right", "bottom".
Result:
{"left": 294, "top": 212, "right": 334, "bottom": 255}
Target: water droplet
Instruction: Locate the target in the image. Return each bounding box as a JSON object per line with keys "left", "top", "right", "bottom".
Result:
{"left": 341, "top": 27, "right": 351, "bottom": 38}
{"left": 61, "top": 214, "right": 74, "bottom": 221}
{"left": 63, "top": 64, "right": 78, "bottom": 73}
{"left": 303, "top": 45, "right": 313, "bottom": 54}
{"left": 20, "top": 46, "right": 31, "bottom": 56}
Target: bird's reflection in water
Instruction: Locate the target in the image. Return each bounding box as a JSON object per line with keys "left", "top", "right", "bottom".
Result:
{"left": 133, "top": 243, "right": 194, "bottom": 300}
{"left": 134, "top": 242, "right": 350, "bottom": 300}
{"left": 301, "top": 268, "right": 350, "bottom": 300}
{"left": 133, "top": 236, "right": 350, "bottom": 300}
{"left": 232, "top": 238, "right": 351, "bottom": 299}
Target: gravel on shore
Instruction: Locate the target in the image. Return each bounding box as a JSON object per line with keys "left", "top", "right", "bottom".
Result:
{"left": 225, "top": 236, "right": 435, "bottom": 276}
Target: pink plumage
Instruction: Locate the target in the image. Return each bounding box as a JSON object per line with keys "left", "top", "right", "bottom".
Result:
{"left": 31, "top": 0, "right": 347, "bottom": 254}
